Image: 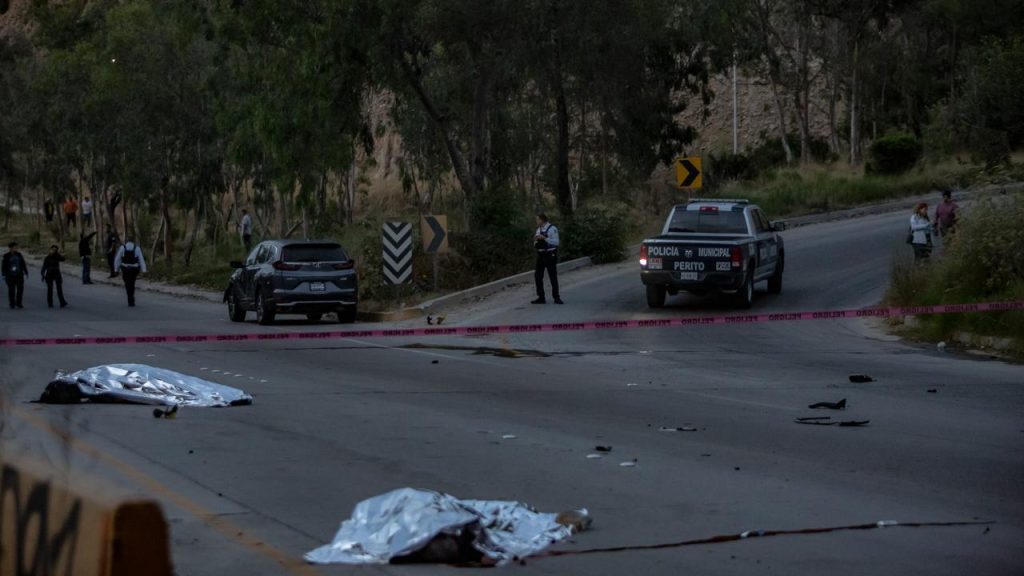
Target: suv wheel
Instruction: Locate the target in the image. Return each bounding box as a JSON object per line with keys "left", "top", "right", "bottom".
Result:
{"left": 256, "top": 293, "right": 276, "bottom": 325}
{"left": 228, "top": 292, "right": 246, "bottom": 322}
{"left": 338, "top": 306, "right": 357, "bottom": 324}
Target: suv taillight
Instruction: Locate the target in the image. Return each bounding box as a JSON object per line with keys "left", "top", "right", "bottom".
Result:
{"left": 730, "top": 246, "right": 742, "bottom": 268}
{"left": 332, "top": 260, "right": 355, "bottom": 270}
{"left": 639, "top": 244, "right": 648, "bottom": 267}
{"left": 272, "top": 261, "right": 301, "bottom": 271}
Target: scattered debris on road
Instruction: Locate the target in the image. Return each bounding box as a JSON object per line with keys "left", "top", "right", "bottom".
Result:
{"left": 927, "top": 389, "right": 938, "bottom": 393}
{"left": 39, "top": 364, "right": 254, "bottom": 407}
{"left": 427, "top": 314, "right": 447, "bottom": 325}
{"left": 595, "top": 445, "right": 613, "bottom": 452}
{"left": 586, "top": 454, "right": 603, "bottom": 459}
{"left": 848, "top": 374, "right": 874, "bottom": 383}
{"left": 305, "top": 488, "right": 589, "bottom": 565}
{"left": 152, "top": 405, "right": 179, "bottom": 419}
{"left": 502, "top": 434, "right": 517, "bottom": 440}
{"left": 795, "top": 417, "right": 870, "bottom": 427}
{"left": 808, "top": 399, "right": 847, "bottom": 410}
{"left": 619, "top": 460, "right": 638, "bottom": 467}
{"left": 659, "top": 426, "right": 698, "bottom": 432}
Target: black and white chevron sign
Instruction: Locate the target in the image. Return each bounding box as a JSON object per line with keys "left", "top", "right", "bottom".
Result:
{"left": 382, "top": 221, "right": 412, "bottom": 285}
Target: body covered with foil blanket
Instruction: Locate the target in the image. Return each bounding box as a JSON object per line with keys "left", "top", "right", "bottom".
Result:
{"left": 40, "top": 364, "right": 253, "bottom": 407}
{"left": 305, "top": 487, "right": 589, "bottom": 565}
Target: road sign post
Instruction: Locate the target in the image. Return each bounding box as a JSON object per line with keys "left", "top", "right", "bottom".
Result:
{"left": 675, "top": 157, "right": 702, "bottom": 190}
{"left": 382, "top": 222, "right": 412, "bottom": 286}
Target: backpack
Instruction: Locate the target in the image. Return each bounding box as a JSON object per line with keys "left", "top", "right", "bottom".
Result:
{"left": 122, "top": 243, "right": 139, "bottom": 266}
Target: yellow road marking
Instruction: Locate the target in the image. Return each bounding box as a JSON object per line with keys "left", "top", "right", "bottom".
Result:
{"left": 12, "top": 405, "right": 321, "bottom": 576}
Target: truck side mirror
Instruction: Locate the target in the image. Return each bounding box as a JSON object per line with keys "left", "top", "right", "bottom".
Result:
{"left": 772, "top": 221, "right": 787, "bottom": 232}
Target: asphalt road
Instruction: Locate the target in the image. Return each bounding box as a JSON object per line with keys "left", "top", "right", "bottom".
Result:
{"left": 1, "top": 208, "right": 1022, "bottom": 576}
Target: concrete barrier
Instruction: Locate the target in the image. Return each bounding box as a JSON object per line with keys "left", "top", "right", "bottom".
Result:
{"left": 0, "top": 451, "right": 171, "bottom": 576}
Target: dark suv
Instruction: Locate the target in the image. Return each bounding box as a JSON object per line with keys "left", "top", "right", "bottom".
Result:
{"left": 225, "top": 240, "right": 358, "bottom": 325}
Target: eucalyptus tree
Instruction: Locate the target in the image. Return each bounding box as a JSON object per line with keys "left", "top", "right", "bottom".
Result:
{"left": 213, "top": 0, "right": 377, "bottom": 236}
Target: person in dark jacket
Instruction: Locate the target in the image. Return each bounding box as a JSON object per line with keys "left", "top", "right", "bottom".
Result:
{"left": 2, "top": 241, "right": 29, "bottom": 309}
{"left": 41, "top": 245, "right": 69, "bottom": 308}
{"left": 79, "top": 230, "right": 97, "bottom": 284}
{"left": 104, "top": 227, "right": 120, "bottom": 278}
{"left": 531, "top": 213, "right": 563, "bottom": 304}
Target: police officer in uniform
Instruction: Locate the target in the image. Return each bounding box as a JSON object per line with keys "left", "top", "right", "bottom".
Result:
{"left": 532, "top": 213, "right": 563, "bottom": 305}
{"left": 2, "top": 241, "right": 29, "bottom": 309}
{"left": 113, "top": 237, "right": 147, "bottom": 306}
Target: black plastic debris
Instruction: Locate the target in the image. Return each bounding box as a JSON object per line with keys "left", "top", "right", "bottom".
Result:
{"left": 153, "top": 405, "right": 179, "bottom": 419}
{"left": 659, "top": 426, "right": 698, "bottom": 432}
{"left": 808, "top": 399, "right": 847, "bottom": 410}
{"left": 595, "top": 446, "right": 613, "bottom": 452}
{"left": 427, "top": 315, "right": 447, "bottom": 326}
{"left": 795, "top": 416, "right": 869, "bottom": 427}
{"left": 849, "top": 374, "right": 874, "bottom": 383}
{"left": 927, "top": 389, "right": 937, "bottom": 393}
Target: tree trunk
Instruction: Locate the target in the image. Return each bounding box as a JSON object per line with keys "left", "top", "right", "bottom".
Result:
{"left": 797, "top": 15, "right": 811, "bottom": 165}
{"left": 470, "top": 62, "right": 491, "bottom": 197}
{"left": 396, "top": 49, "right": 477, "bottom": 200}
{"left": 150, "top": 215, "right": 165, "bottom": 265}
{"left": 767, "top": 63, "right": 794, "bottom": 164}
{"left": 849, "top": 39, "right": 861, "bottom": 166}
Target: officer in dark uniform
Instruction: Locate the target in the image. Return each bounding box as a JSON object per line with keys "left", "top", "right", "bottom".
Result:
{"left": 114, "top": 237, "right": 147, "bottom": 306}
{"left": 532, "top": 213, "right": 563, "bottom": 305}
{"left": 2, "top": 241, "right": 29, "bottom": 309}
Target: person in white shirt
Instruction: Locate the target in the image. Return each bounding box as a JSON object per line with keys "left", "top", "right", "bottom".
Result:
{"left": 909, "top": 203, "right": 933, "bottom": 261}
{"left": 532, "top": 212, "right": 563, "bottom": 304}
{"left": 81, "top": 196, "right": 94, "bottom": 228}
{"left": 113, "top": 238, "right": 148, "bottom": 306}
{"left": 240, "top": 209, "right": 253, "bottom": 253}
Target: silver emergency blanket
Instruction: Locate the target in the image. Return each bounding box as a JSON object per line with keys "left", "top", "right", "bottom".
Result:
{"left": 47, "top": 364, "right": 253, "bottom": 407}
{"left": 305, "top": 488, "right": 582, "bottom": 565}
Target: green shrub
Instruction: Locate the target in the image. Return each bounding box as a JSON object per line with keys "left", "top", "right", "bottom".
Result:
{"left": 707, "top": 152, "right": 757, "bottom": 187}
{"left": 456, "top": 192, "right": 533, "bottom": 282}
{"left": 868, "top": 133, "right": 923, "bottom": 175}
{"left": 887, "top": 193, "right": 1024, "bottom": 346}
{"left": 562, "top": 203, "right": 631, "bottom": 264}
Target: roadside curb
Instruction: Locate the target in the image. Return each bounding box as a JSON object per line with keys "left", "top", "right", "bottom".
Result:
{"left": 416, "top": 255, "right": 594, "bottom": 315}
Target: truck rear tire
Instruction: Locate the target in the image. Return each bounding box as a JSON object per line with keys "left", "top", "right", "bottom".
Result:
{"left": 646, "top": 285, "right": 666, "bottom": 308}
{"left": 734, "top": 272, "right": 754, "bottom": 309}
{"left": 767, "top": 253, "right": 784, "bottom": 294}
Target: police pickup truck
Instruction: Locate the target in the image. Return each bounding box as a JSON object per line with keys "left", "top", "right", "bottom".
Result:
{"left": 639, "top": 199, "right": 785, "bottom": 309}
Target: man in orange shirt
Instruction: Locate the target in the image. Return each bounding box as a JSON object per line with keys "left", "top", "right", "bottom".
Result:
{"left": 63, "top": 197, "right": 78, "bottom": 228}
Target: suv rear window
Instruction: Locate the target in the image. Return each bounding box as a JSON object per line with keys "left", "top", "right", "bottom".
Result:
{"left": 282, "top": 244, "right": 348, "bottom": 262}
{"left": 668, "top": 210, "right": 747, "bottom": 234}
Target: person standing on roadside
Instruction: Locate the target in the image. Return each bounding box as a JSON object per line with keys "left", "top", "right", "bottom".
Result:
{"left": 81, "top": 196, "right": 94, "bottom": 228}
{"left": 41, "top": 245, "right": 69, "bottom": 308}
{"left": 63, "top": 197, "right": 78, "bottom": 228}
{"left": 240, "top": 209, "right": 253, "bottom": 254}
{"left": 79, "top": 230, "right": 97, "bottom": 284}
{"left": 2, "top": 241, "right": 29, "bottom": 309}
{"left": 933, "top": 190, "right": 959, "bottom": 244}
{"left": 531, "top": 212, "right": 563, "bottom": 305}
{"left": 910, "top": 203, "right": 933, "bottom": 261}
{"left": 104, "top": 227, "right": 120, "bottom": 278}
{"left": 113, "top": 237, "right": 147, "bottom": 307}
